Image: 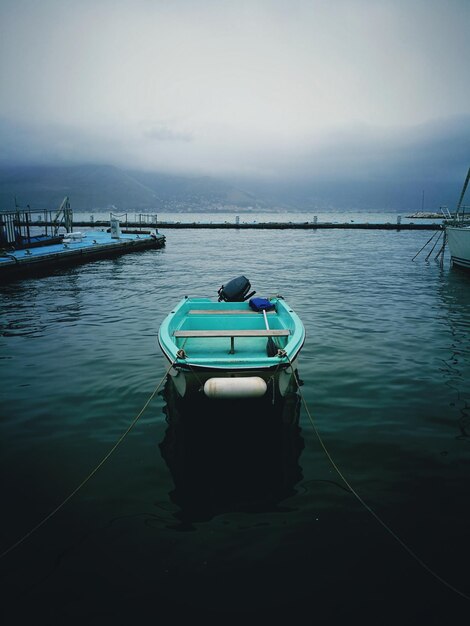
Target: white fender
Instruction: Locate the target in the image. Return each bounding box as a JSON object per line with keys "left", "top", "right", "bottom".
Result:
{"left": 203, "top": 376, "right": 267, "bottom": 399}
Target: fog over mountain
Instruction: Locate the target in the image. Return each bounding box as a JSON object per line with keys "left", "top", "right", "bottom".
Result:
{"left": 0, "top": 1, "right": 468, "bottom": 211}
{"left": 0, "top": 155, "right": 466, "bottom": 213}
{"left": 0, "top": 164, "right": 261, "bottom": 212}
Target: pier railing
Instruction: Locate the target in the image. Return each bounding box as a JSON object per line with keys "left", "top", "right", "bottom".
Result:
{"left": 1, "top": 202, "right": 73, "bottom": 249}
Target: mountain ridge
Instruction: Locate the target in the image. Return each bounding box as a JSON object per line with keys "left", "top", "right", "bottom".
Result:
{"left": 0, "top": 163, "right": 464, "bottom": 212}
{"left": 0, "top": 164, "right": 260, "bottom": 212}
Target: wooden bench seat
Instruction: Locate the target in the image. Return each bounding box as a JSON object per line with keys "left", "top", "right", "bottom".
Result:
{"left": 187, "top": 309, "right": 275, "bottom": 315}
{"left": 174, "top": 328, "right": 289, "bottom": 354}
{"left": 174, "top": 329, "right": 289, "bottom": 337}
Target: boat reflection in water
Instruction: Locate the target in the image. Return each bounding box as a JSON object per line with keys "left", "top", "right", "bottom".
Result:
{"left": 159, "top": 376, "right": 304, "bottom": 527}
{"left": 438, "top": 269, "right": 470, "bottom": 439}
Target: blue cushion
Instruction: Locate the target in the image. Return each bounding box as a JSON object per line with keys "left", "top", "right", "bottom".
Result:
{"left": 249, "top": 297, "right": 275, "bottom": 312}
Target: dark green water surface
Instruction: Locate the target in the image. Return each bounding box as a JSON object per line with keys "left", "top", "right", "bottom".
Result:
{"left": 1, "top": 225, "right": 469, "bottom": 624}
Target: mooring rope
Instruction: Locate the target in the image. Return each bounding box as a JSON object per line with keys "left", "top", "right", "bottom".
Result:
{"left": 425, "top": 230, "right": 443, "bottom": 261}
{"left": 0, "top": 361, "right": 175, "bottom": 560}
{"left": 285, "top": 356, "right": 470, "bottom": 602}
{"left": 435, "top": 231, "right": 447, "bottom": 266}
{"left": 412, "top": 230, "right": 440, "bottom": 261}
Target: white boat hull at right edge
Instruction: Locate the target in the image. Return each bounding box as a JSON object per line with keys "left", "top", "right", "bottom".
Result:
{"left": 446, "top": 226, "right": 470, "bottom": 270}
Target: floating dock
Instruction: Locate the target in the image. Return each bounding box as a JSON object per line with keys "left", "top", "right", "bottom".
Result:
{"left": 0, "top": 229, "right": 165, "bottom": 280}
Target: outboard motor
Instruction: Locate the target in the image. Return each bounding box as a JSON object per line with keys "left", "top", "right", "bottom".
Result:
{"left": 217, "top": 275, "right": 256, "bottom": 302}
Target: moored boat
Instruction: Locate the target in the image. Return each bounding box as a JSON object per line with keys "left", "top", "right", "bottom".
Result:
{"left": 445, "top": 167, "right": 470, "bottom": 270}
{"left": 446, "top": 224, "right": 470, "bottom": 270}
{"left": 158, "top": 277, "right": 305, "bottom": 399}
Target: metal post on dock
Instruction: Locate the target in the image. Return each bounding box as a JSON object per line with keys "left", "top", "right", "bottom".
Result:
{"left": 25, "top": 209, "right": 31, "bottom": 243}
{"left": 110, "top": 217, "right": 121, "bottom": 239}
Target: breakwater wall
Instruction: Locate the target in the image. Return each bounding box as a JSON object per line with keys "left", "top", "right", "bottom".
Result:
{"left": 34, "top": 220, "right": 442, "bottom": 231}
{"left": 153, "top": 221, "right": 441, "bottom": 230}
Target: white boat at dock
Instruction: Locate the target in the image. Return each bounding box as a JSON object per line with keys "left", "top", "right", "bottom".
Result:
{"left": 446, "top": 224, "right": 470, "bottom": 270}
{"left": 445, "top": 168, "right": 470, "bottom": 271}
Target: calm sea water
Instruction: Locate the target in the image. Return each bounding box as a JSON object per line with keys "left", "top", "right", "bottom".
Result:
{"left": 1, "top": 216, "right": 469, "bottom": 624}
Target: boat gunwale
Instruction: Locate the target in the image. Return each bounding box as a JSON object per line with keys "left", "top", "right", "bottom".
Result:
{"left": 158, "top": 296, "right": 305, "bottom": 369}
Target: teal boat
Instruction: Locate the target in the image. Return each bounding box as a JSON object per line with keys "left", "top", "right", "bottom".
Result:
{"left": 158, "top": 277, "right": 305, "bottom": 399}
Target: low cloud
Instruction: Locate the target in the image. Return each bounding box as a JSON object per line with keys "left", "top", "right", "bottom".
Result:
{"left": 0, "top": 0, "right": 468, "bottom": 204}
{"left": 142, "top": 124, "right": 193, "bottom": 143}
{"left": 0, "top": 114, "right": 468, "bottom": 188}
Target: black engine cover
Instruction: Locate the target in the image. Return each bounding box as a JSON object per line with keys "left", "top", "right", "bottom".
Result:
{"left": 217, "top": 276, "right": 256, "bottom": 302}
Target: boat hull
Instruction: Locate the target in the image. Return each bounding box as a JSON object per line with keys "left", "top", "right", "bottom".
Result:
{"left": 446, "top": 226, "right": 470, "bottom": 270}
{"left": 163, "top": 356, "right": 300, "bottom": 399}
{"left": 158, "top": 296, "right": 305, "bottom": 399}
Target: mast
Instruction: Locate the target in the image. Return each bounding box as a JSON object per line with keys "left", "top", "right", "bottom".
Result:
{"left": 454, "top": 167, "right": 470, "bottom": 223}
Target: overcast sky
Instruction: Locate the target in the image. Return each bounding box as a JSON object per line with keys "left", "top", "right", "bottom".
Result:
{"left": 0, "top": 0, "right": 468, "bottom": 184}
